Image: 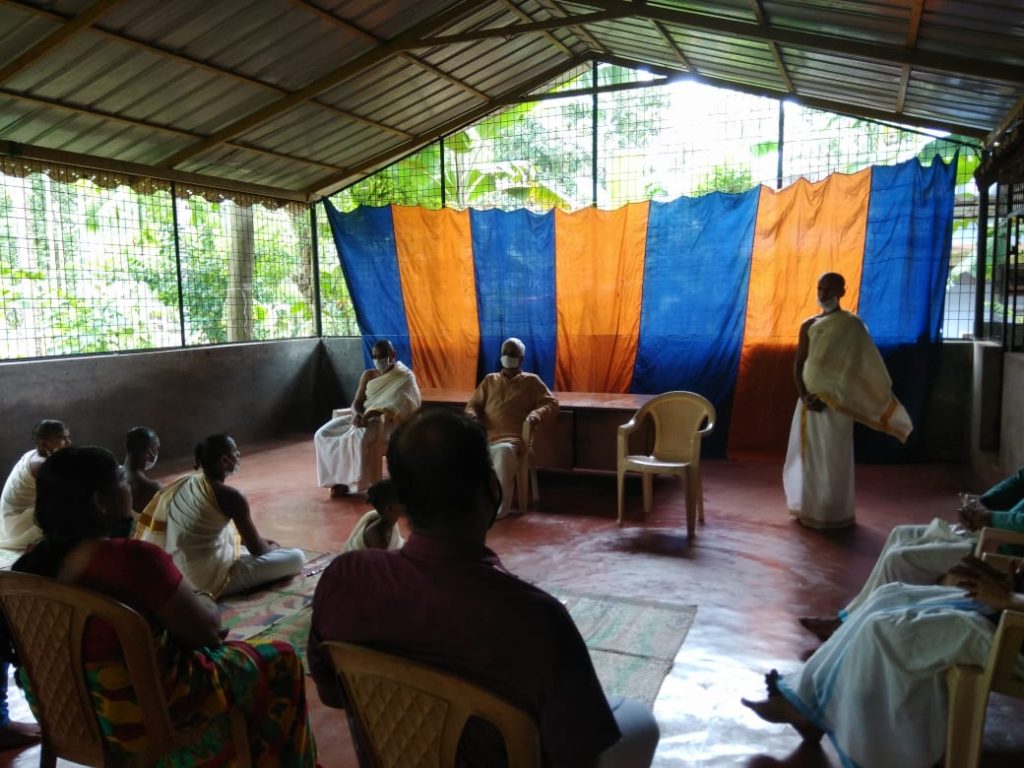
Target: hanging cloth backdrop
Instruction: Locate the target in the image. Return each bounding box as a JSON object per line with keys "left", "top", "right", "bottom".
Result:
{"left": 324, "top": 155, "right": 955, "bottom": 460}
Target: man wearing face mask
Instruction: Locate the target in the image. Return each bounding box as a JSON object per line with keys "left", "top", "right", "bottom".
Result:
{"left": 314, "top": 339, "right": 421, "bottom": 497}
{"left": 136, "top": 434, "right": 305, "bottom": 596}
{"left": 308, "top": 410, "right": 659, "bottom": 767}
{"left": 123, "top": 425, "right": 162, "bottom": 514}
{"left": 465, "top": 337, "right": 558, "bottom": 519}
{"left": 783, "top": 272, "right": 912, "bottom": 529}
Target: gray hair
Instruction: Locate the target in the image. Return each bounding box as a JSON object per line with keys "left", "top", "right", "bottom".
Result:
{"left": 502, "top": 337, "right": 526, "bottom": 357}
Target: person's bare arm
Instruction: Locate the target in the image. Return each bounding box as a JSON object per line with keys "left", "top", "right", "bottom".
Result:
{"left": 154, "top": 580, "right": 223, "bottom": 649}
{"left": 794, "top": 317, "right": 825, "bottom": 412}
{"left": 350, "top": 369, "right": 375, "bottom": 426}
{"left": 217, "top": 484, "right": 272, "bottom": 556}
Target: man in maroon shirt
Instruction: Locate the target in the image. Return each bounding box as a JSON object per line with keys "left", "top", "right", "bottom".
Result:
{"left": 308, "top": 409, "right": 659, "bottom": 767}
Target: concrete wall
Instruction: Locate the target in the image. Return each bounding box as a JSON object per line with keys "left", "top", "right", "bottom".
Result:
{"left": 968, "top": 346, "right": 1023, "bottom": 489}
{"left": 916, "top": 341, "right": 972, "bottom": 462}
{"left": 0, "top": 339, "right": 339, "bottom": 473}
{"left": 0, "top": 334, "right": 984, "bottom": 481}
{"left": 999, "top": 353, "right": 1024, "bottom": 475}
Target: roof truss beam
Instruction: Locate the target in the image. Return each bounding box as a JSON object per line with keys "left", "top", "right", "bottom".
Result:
{"left": 159, "top": 0, "right": 482, "bottom": 170}
{"left": 290, "top": 0, "right": 490, "bottom": 102}
{"left": 0, "top": 0, "right": 414, "bottom": 139}
{"left": 579, "top": 0, "right": 1024, "bottom": 85}
{"left": 0, "top": 0, "right": 124, "bottom": 85}
{"left": 308, "top": 53, "right": 588, "bottom": 199}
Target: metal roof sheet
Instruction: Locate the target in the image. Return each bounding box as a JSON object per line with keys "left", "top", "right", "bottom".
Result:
{"left": 0, "top": 0, "right": 1019, "bottom": 201}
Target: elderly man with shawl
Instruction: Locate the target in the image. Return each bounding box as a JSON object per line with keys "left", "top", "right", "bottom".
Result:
{"left": 784, "top": 272, "right": 912, "bottom": 529}
{"left": 315, "top": 339, "right": 421, "bottom": 497}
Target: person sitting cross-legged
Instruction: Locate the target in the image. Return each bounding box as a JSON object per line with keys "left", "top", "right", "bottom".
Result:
{"left": 343, "top": 478, "right": 405, "bottom": 552}
{"left": 308, "top": 409, "right": 660, "bottom": 768}
{"left": 465, "top": 337, "right": 557, "bottom": 519}
{"left": 314, "top": 339, "right": 421, "bottom": 497}
{"left": 135, "top": 434, "right": 305, "bottom": 597}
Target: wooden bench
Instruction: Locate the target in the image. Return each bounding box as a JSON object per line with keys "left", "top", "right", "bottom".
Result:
{"left": 420, "top": 388, "right": 654, "bottom": 473}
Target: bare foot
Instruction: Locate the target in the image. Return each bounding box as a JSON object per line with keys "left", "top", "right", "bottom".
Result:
{"left": 799, "top": 615, "right": 841, "bottom": 642}
{"left": 329, "top": 484, "right": 349, "bottom": 498}
{"left": 0, "top": 720, "right": 41, "bottom": 748}
{"left": 743, "top": 670, "right": 823, "bottom": 743}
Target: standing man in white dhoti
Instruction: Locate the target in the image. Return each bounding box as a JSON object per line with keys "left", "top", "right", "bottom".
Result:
{"left": 314, "top": 340, "right": 420, "bottom": 497}
{"left": 784, "top": 273, "right": 912, "bottom": 529}
{"left": 465, "top": 338, "right": 558, "bottom": 519}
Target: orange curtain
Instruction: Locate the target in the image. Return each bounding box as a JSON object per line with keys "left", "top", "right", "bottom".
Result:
{"left": 727, "top": 170, "right": 870, "bottom": 458}
{"left": 392, "top": 206, "right": 479, "bottom": 389}
{"left": 555, "top": 203, "right": 649, "bottom": 392}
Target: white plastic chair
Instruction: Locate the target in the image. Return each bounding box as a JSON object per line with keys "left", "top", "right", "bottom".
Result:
{"left": 616, "top": 391, "right": 715, "bottom": 536}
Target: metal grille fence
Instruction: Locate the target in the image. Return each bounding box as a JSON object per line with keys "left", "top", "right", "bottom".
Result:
{"left": 0, "top": 62, "right": 983, "bottom": 361}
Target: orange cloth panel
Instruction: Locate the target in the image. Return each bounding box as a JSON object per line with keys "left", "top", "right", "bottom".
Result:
{"left": 728, "top": 170, "right": 870, "bottom": 459}
{"left": 555, "top": 203, "right": 649, "bottom": 393}
{"left": 392, "top": 206, "right": 479, "bottom": 389}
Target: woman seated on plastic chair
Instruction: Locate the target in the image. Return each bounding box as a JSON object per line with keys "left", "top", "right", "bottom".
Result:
{"left": 8, "top": 446, "right": 317, "bottom": 766}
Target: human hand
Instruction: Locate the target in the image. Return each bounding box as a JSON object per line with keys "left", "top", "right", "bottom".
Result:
{"left": 526, "top": 413, "right": 540, "bottom": 425}
{"left": 947, "top": 555, "right": 1015, "bottom": 610}
{"left": 264, "top": 539, "right": 280, "bottom": 550}
{"left": 352, "top": 413, "right": 365, "bottom": 427}
{"left": 958, "top": 497, "right": 992, "bottom": 531}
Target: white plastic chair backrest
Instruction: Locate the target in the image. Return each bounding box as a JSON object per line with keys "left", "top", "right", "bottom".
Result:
{"left": 636, "top": 391, "right": 715, "bottom": 463}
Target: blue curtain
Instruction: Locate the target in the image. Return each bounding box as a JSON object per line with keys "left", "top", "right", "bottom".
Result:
{"left": 857, "top": 155, "right": 957, "bottom": 460}
{"left": 470, "top": 209, "right": 557, "bottom": 386}
{"left": 633, "top": 189, "right": 760, "bottom": 454}
{"left": 323, "top": 200, "right": 412, "bottom": 368}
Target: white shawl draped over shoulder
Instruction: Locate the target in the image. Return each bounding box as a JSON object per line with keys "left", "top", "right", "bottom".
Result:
{"left": 0, "top": 450, "right": 43, "bottom": 550}
{"left": 135, "top": 472, "right": 241, "bottom": 596}
{"left": 363, "top": 361, "right": 421, "bottom": 420}
{"left": 803, "top": 310, "right": 912, "bottom": 442}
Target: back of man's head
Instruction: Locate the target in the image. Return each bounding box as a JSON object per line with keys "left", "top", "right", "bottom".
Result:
{"left": 387, "top": 409, "right": 491, "bottom": 533}
{"left": 32, "top": 419, "right": 65, "bottom": 443}
{"left": 125, "top": 426, "right": 156, "bottom": 454}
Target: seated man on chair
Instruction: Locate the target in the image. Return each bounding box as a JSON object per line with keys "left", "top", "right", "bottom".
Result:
{"left": 314, "top": 340, "right": 421, "bottom": 497}
{"left": 800, "top": 465, "right": 1024, "bottom": 641}
{"left": 465, "top": 337, "right": 557, "bottom": 518}
{"left": 308, "top": 409, "right": 659, "bottom": 768}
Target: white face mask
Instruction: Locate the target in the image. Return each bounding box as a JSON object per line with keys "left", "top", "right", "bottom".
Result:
{"left": 818, "top": 297, "right": 839, "bottom": 313}
{"left": 374, "top": 358, "right": 391, "bottom": 373}
{"left": 500, "top": 355, "right": 521, "bottom": 370}
{"left": 144, "top": 455, "right": 158, "bottom": 471}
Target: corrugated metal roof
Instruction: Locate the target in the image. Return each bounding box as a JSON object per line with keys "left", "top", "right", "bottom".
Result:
{"left": 0, "top": 0, "right": 1020, "bottom": 202}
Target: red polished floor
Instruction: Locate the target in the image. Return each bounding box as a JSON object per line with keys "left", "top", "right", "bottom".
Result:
{"left": 3, "top": 437, "right": 1022, "bottom": 767}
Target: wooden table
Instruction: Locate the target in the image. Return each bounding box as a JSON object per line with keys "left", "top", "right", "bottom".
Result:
{"left": 420, "top": 388, "right": 654, "bottom": 472}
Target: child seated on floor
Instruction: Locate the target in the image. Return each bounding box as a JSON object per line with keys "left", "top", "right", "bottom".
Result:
{"left": 343, "top": 478, "right": 405, "bottom": 552}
